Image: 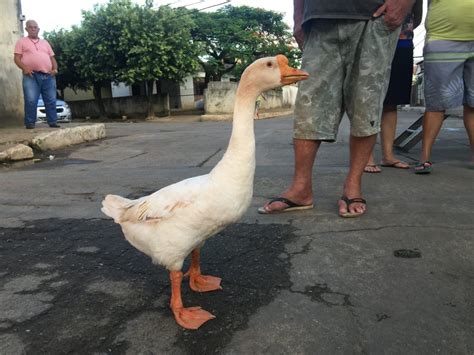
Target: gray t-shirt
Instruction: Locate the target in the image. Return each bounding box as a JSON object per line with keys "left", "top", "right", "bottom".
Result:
{"left": 303, "top": 0, "right": 385, "bottom": 25}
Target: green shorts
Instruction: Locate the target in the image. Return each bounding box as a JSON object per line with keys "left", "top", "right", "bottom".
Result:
{"left": 294, "top": 18, "right": 400, "bottom": 141}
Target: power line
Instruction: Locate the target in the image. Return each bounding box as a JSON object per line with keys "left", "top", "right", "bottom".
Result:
{"left": 180, "top": 0, "right": 205, "bottom": 7}
{"left": 160, "top": 0, "right": 230, "bottom": 22}
{"left": 194, "top": 0, "right": 230, "bottom": 12}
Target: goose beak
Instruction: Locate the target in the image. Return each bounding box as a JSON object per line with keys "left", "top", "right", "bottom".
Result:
{"left": 277, "top": 54, "right": 309, "bottom": 85}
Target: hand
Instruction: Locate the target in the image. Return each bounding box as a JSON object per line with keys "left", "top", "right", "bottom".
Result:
{"left": 22, "top": 67, "right": 34, "bottom": 76}
{"left": 50, "top": 69, "right": 58, "bottom": 76}
{"left": 373, "top": 0, "right": 415, "bottom": 31}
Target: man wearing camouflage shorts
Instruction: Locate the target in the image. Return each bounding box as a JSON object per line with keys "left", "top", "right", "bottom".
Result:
{"left": 259, "top": 0, "right": 415, "bottom": 217}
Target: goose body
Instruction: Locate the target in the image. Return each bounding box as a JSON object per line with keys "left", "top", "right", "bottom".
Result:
{"left": 101, "top": 55, "right": 308, "bottom": 329}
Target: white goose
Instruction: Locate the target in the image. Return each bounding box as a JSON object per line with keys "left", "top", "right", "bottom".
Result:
{"left": 101, "top": 55, "right": 308, "bottom": 329}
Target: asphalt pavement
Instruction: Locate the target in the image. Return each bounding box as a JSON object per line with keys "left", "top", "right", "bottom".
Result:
{"left": 0, "top": 111, "right": 473, "bottom": 354}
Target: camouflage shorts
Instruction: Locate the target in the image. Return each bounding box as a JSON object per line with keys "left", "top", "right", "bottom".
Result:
{"left": 294, "top": 18, "right": 400, "bottom": 141}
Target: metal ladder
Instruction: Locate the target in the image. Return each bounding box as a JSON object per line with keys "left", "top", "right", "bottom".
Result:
{"left": 394, "top": 114, "right": 449, "bottom": 152}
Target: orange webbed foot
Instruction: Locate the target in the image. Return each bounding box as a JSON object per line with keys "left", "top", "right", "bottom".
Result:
{"left": 172, "top": 306, "right": 216, "bottom": 330}
{"left": 190, "top": 274, "right": 222, "bottom": 292}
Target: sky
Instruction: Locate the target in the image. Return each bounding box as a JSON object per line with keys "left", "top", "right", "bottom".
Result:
{"left": 20, "top": 0, "right": 426, "bottom": 57}
{"left": 20, "top": 0, "right": 294, "bottom": 31}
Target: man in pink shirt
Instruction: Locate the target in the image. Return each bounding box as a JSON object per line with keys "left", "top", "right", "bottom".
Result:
{"left": 14, "top": 20, "right": 60, "bottom": 129}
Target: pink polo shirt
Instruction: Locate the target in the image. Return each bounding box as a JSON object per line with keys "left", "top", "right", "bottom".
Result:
{"left": 14, "top": 37, "right": 55, "bottom": 73}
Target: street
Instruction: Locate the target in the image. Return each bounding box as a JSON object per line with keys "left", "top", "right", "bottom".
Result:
{"left": 1, "top": 112, "right": 473, "bottom": 354}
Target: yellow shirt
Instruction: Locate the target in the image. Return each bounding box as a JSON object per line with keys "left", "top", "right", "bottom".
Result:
{"left": 426, "top": 0, "right": 474, "bottom": 41}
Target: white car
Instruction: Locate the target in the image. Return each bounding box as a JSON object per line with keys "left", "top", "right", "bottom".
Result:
{"left": 37, "top": 97, "right": 72, "bottom": 123}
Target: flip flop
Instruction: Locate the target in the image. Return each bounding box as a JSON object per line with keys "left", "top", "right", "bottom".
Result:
{"left": 381, "top": 160, "right": 410, "bottom": 169}
{"left": 364, "top": 164, "right": 381, "bottom": 173}
{"left": 414, "top": 161, "right": 433, "bottom": 174}
{"left": 338, "top": 196, "right": 367, "bottom": 218}
{"left": 258, "top": 197, "right": 313, "bottom": 214}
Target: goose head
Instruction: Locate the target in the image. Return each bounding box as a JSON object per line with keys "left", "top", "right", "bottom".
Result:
{"left": 240, "top": 55, "right": 309, "bottom": 94}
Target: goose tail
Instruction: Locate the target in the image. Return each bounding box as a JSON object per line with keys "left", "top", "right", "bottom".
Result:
{"left": 101, "top": 194, "right": 132, "bottom": 223}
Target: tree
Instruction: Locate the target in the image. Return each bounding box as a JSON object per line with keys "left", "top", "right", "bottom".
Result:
{"left": 76, "top": 0, "right": 135, "bottom": 118}
{"left": 118, "top": 1, "right": 199, "bottom": 119}
{"left": 44, "top": 27, "right": 89, "bottom": 99}
{"left": 191, "top": 5, "right": 301, "bottom": 84}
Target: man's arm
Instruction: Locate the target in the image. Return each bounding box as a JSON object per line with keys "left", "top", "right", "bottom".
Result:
{"left": 13, "top": 53, "right": 33, "bottom": 76}
{"left": 373, "top": 0, "right": 416, "bottom": 31}
{"left": 50, "top": 56, "right": 58, "bottom": 76}
{"left": 293, "top": 0, "right": 304, "bottom": 50}
{"left": 413, "top": 0, "right": 423, "bottom": 29}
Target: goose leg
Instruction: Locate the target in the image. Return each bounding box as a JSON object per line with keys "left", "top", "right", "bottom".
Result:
{"left": 187, "top": 249, "right": 222, "bottom": 292}
{"left": 169, "top": 271, "right": 215, "bottom": 329}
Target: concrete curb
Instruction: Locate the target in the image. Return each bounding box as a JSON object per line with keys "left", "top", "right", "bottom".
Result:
{"left": 31, "top": 124, "right": 106, "bottom": 151}
{"left": 0, "top": 124, "right": 106, "bottom": 162}
{"left": 0, "top": 144, "right": 34, "bottom": 162}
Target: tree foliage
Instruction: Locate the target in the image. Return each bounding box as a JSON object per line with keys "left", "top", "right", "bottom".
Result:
{"left": 118, "top": 2, "right": 199, "bottom": 84}
{"left": 43, "top": 30, "right": 72, "bottom": 98}
{"left": 191, "top": 5, "right": 301, "bottom": 83}
{"left": 43, "top": 1, "right": 301, "bottom": 118}
{"left": 117, "top": 1, "right": 199, "bottom": 118}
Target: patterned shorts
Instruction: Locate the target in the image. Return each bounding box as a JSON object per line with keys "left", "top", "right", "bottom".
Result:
{"left": 423, "top": 40, "right": 474, "bottom": 111}
{"left": 294, "top": 18, "right": 400, "bottom": 141}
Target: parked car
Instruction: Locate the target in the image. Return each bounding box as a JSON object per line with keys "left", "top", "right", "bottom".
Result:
{"left": 37, "top": 97, "right": 72, "bottom": 123}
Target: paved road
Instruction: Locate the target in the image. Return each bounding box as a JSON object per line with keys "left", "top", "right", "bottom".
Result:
{"left": 1, "top": 112, "right": 473, "bottom": 354}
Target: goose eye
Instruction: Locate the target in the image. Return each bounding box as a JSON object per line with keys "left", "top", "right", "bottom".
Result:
{"left": 266, "top": 62, "right": 272, "bottom": 68}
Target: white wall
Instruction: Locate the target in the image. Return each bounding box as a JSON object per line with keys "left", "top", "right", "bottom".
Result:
{"left": 111, "top": 82, "right": 132, "bottom": 98}
{"left": 179, "top": 75, "right": 195, "bottom": 110}
{"left": 204, "top": 81, "right": 297, "bottom": 114}
{"left": 0, "top": 0, "right": 23, "bottom": 127}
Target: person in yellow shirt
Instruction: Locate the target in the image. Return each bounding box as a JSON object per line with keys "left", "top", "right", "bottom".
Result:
{"left": 415, "top": 0, "right": 474, "bottom": 173}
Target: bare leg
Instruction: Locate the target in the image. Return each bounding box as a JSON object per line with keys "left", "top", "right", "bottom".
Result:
{"left": 338, "top": 134, "right": 377, "bottom": 216}
{"left": 187, "top": 249, "right": 222, "bottom": 292}
{"left": 420, "top": 111, "right": 445, "bottom": 162}
{"left": 261, "top": 138, "right": 320, "bottom": 212}
{"left": 380, "top": 105, "right": 409, "bottom": 168}
{"left": 169, "top": 271, "right": 215, "bottom": 329}
{"left": 463, "top": 105, "right": 474, "bottom": 163}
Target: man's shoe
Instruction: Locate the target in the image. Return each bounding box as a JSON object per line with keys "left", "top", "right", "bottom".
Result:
{"left": 25, "top": 125, "right": 35, "bottom": 129}
{"left": 49, "top": 123, "right": 61, "bottom": 128}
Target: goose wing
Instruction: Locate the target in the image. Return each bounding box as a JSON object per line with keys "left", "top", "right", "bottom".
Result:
{"left": 121, "top": 175, "right": 208, "bottom": 223}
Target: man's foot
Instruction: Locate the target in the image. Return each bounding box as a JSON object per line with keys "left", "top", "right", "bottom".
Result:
{"left": 363, "top": 164, "right": 381, "bottom": 173}
{"left": 49, "top": 123, "right": 61, "bottom": 128}
{"left": 414, "top": 161, "right": 433, "bottom": 174}
{"left": 381, "top": 160, "right": 410, "bottom": 169}
{"left": 258, "top": 196, "right": 313, "bottom": 214}
{"left": 338, "top": 196, "right": 367, "bottom": 218}
{"left": 25, "top": 125, "right": 35, "bottom": 129}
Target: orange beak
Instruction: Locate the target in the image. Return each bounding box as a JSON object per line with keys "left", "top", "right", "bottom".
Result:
{"left": 277, "top": 54, "right": 309, "bottom": 85}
